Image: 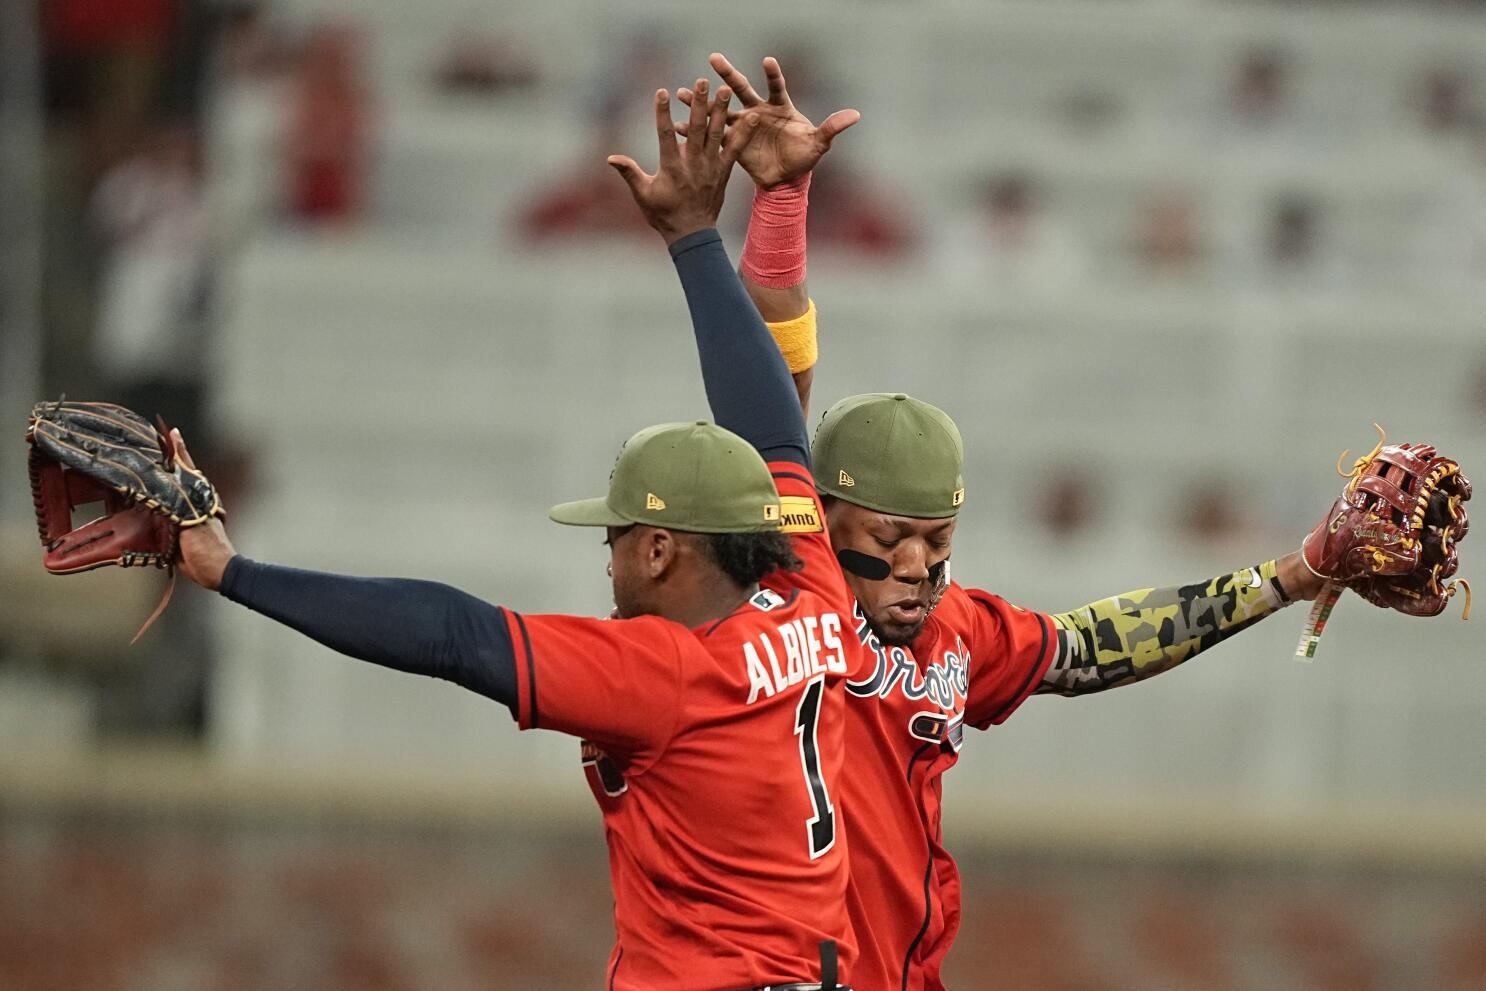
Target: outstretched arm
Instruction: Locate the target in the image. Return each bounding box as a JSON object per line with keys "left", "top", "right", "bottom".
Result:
{"left": 678, "top": 54, "right": 860, "bottom": 418}
{"left": 171, "top": 431, "right": 519, "bottom": 713}
{"left": 1037, "top": 551, "right": 1324, "bottom": 696}
{"left": 610, "top": 81, "right": 809, "bottom": 466}
{"left": 220, "top": 557, "right": 518, "bottom": 708}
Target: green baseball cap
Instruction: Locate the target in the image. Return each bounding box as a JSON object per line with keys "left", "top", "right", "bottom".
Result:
{"left": 549, "top": 421, "right": 783, "bottom": 534}
{"left": 811, "top": 393, "right": 965, "bottom": 518}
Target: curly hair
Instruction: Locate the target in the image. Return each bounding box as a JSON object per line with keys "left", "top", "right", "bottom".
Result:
{"left": 703, "top": 531, "right": 803, "bottom": 588}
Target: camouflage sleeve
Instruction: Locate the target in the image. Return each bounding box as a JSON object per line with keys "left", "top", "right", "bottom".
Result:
{"left": 1036, "top": 561, "right": 1291, "bottom": 696}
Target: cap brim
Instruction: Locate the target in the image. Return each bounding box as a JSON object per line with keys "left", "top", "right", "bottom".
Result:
{"left": 548, "top": 497, "right": 631, "bottom": 528}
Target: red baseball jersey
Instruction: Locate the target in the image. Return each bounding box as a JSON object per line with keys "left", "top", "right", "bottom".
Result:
{"left": 505, "top": 501, "right": 858, "bottom": 990}
{"left": 764, "top": 462, "right": 1058, "bottom": 991}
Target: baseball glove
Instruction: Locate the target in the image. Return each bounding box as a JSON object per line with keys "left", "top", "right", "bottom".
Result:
{"left": 26, "top": 400, "right": 223, "bottom": 577}
{"left": 1301, "top": 426, "right": 1471, "bottom": 618}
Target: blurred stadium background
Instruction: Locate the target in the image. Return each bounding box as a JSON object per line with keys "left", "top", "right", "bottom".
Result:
{"left": 4, "top": 0, "right": 1486, "bottom": 987}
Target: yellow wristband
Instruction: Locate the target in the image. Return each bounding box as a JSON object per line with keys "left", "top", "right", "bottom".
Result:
{"left": 766, "top": 299, "right": 818, "bottom": 374}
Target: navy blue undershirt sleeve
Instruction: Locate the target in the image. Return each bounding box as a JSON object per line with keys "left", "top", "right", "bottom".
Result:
{"left": 219, "top": 555, "right": 518, "bottom": 716}
{"left": 669, "top": 228, "right": 811, "bottom": 468}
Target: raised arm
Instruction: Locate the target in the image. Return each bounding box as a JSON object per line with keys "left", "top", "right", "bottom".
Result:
{"left": 677, "top": 54, "right": 859, "bottom": 418}
{"left": 1036, "top": 551, "right": 1323, "bottom": 695}
{"left": 609, "top": 81, "right": 810, "bottom": 466}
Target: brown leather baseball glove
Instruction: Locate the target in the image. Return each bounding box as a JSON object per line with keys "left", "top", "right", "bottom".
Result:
{"left": 26, "top": 400, "right": 225, "bottom": 640}
{"left": 27, "top": 400, "right": 224, "bottom": 575}
{"left": 1301, "top": 428, "right": 1470, "bottom": 618}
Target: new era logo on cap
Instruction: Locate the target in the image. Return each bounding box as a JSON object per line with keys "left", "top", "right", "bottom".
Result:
{"left": 952, "top": 488, "right": 964, "bottom": 507}
{"left": 839, "top": 470, "right": 855, "bottom": 487}
{"left": 646, "top": 493, "right": 666, "bottom": 511}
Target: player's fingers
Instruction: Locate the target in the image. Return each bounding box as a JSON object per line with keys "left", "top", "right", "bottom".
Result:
{"left": 817, "top": 108, "right": 862, "bottom": 147}
{"left": 721, "top": 111, "right": 759, "bottom": 168}
{"left": 684, "top": 78, "right": 709, "bottom": 148}
{"left": 710, "top": 52, "right": 762, "bottom": 107}
{"left": 762, "top": 56, "right": 790, "bottom": 107}
{"left": 606, "top": 155, "right": 650, "bottom": 194}
{"left": 652, "top": 90, "right": 679, "bottom": 166}
{"left": 675, "top": 108, "right": 744, "bottom": 137}
{"left": 706, "top": 86, "right": 731, "bottom": 150}
{"left": 170, "top": 428, "right": 198, "bottom": 470}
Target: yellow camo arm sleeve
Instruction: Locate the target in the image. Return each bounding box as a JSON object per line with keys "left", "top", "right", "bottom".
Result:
{"left": 766, "top": 299, "right": 818, "bottom": 374}
{"left": 1037, "top": 560, "right": 1291, "bottom": 696}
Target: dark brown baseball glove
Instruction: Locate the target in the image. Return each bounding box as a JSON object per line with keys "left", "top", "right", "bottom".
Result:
{"left": 26, "top": 400, "right": 225, "bottom": 641}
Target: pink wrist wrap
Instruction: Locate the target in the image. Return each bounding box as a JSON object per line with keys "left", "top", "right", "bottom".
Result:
{"left": 740, "top": 173, "right": 810, "bottom": 288}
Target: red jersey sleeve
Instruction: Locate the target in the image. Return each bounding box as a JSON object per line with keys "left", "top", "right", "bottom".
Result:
{"left": 506, "top": 612, "right": 686, "bottom": 767}
{"left": 765, "top": 460, "right": 852, "bottom": 610}
{"left": 959, "top": 587, "right": 1057, "bottom": 730}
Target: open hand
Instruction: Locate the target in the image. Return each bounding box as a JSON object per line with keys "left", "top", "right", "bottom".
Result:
{"left": 608, "top": 80, "right": 758, "bottom": 244}
{"left": 171, "top": 429, "right": 237, "bottom": 591}
{"left": 676, "top": 53, "right": 859, "bottom": 189}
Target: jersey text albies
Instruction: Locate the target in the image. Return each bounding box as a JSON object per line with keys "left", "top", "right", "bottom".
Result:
{"left": 505, "top": 480, "right": 859, "bottom": 991}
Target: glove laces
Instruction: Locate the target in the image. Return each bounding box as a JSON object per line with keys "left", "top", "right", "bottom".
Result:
{"left": 1334, "top": 422, "right": 1388, "bottom": 489}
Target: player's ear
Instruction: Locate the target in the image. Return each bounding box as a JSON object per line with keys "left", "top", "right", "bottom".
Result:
{"left": 820, "top": 495, "right": 858, "bottom": 546}
{"left": 642, "top": 527, "right": 678, "bottom": 579}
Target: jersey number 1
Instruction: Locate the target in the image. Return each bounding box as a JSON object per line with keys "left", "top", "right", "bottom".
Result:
{"left": 794, "top": 676, "right": 836, "bottom": 859}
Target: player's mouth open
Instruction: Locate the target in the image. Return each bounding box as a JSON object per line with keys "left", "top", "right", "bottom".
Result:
{"left": 885, "top": 600, "right": 926, "bottom": 625}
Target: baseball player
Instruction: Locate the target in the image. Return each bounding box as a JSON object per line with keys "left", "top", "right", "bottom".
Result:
{"left": 657, "top": 53, "right": 1470, "bottom": 991}
{"left": 164, "top": 86, "right": 860, "bottom": 991}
